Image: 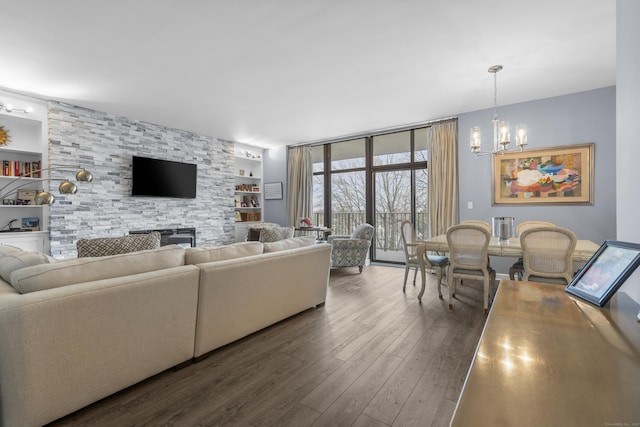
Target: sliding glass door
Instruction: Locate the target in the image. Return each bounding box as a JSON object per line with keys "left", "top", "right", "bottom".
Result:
{"left": 308, "top": 126, "right": 429, "bottom": 265}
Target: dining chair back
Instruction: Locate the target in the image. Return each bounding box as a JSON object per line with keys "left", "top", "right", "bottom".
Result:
{"left": 401, "top": 220, "right": 449, "bottom": 300}
{"left": 520, "top": 226, "right": 577, "bottom": 285}
{"left": 509, "top": 221, "right": 556, "bottom": 280}
{"left": 461, "top": 220, "right": 492, "bottom": 234}
{"left": 516, "top": 220, "right": 556, "bottom": 236}
{"left": 446, "top": 224, "right": 496, "bottom": 314}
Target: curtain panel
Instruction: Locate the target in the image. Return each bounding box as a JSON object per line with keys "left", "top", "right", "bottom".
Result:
{"left": 287, "top": 146, "right": 313, "bottom": 226}
{"left": 428, "top": 120, "right": 459, "bottom": 237}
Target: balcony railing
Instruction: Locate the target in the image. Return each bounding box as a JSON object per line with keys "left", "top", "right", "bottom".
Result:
{"left": 313, "top": 211, "right": 429, "bottom": 252}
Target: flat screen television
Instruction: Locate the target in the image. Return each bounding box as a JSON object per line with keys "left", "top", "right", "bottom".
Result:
{"left": 132, "top": 156, "right": 197, "bottom": 198}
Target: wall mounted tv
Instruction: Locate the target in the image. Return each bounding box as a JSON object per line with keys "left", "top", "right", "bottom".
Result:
{"left": 132, "top": 156, "right": 197, "bottom": 198}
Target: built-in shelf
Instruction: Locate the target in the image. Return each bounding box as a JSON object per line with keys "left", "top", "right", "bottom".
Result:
{"left": 234, "top": 144, "right": 264, "bottom": 241}
{"left": 0, "top": 90, "right": 49, "bottom": 253}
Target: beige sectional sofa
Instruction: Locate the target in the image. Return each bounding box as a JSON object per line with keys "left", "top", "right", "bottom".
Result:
{"left": 0, "top": 237, "right": 331, "bottom": 427}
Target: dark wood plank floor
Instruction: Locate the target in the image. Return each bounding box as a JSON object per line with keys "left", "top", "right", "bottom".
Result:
{"left": 49, "top": 265, "right": 487, "bottom": 427}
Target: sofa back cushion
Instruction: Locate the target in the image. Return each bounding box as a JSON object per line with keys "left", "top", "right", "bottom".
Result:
{"left": 10, "top": 245, "right": 185, "bottom": 294}
{"left": 185, "top": 241, "right": 263, "bottom": 265}
{"left": 263, "top": 236, "right": 316, "bottom": 253}
{"left": 0, "top": 250, "right": 50, "bottom": 283}
{"left": 76, "top": 232, "right": 161, "bottom": 257}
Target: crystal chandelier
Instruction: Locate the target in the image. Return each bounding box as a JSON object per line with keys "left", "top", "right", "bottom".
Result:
{"left": 470, "top": 65, "right": 527, "bottom": 156}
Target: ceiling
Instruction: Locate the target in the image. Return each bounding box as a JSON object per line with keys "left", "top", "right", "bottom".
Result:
{"left": 0, "top": 1, "right": 616, "bottom": 149}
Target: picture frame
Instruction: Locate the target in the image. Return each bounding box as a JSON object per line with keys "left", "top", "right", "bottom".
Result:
{"left": 492, "top": 143, "right": 594, "bottom": 205}
{"left": 566, "top": 240, "right": 640, "bottom": 307}
{"left": 21, "top": 217, "right": 40, "bottom": 231}
{"left": 264, "top": 182, "right": 283, "bottom": 200}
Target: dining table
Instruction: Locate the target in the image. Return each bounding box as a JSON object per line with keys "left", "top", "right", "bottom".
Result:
{"left": 416, "top": 234, "right": 600, "bottom": 301}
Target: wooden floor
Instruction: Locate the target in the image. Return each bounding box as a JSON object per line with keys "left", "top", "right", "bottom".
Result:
{"left": 49, "top": 265, "right": 487, "bottom": 427}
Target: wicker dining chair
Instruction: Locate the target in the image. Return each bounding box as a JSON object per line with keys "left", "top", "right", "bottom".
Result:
{"left": 400, "top": 220, "right": 449, "bottom": 300}
{"left": 461, "top": 220, "right": 492, "bottom": 234}
{"left": 520, "top": 226, "right": 577, "bottom": 285}
{"left": 509, "top": 221, "right": 555, "bottom": 280}
{"left": 446, "top": 224, "right": 496, "bottom": 314}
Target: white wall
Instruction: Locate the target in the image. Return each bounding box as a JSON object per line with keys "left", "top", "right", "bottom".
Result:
{"left": 263, "top": 146, "right": 289, "bottom": 225}
{"left": 615, "top": 0, "right": 640, "bottom": 304}
{"left": 616, "top": 0, "right": 640, "bottom": 242}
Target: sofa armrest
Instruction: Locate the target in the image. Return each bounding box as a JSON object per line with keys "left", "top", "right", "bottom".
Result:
{"left": 329, "top": 238, "right": 371, "bottom": 250}
{"left": 327, "top": 234, "right": 350, "bottom": 244}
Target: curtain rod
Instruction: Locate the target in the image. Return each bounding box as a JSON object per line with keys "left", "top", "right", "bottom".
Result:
{"left": 290, "top": 116, "right": 458, "bottom": 148}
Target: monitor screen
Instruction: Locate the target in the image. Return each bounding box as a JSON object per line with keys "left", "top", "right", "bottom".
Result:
{"left": 132, "top": 156, "right": 197, "bottom": 198}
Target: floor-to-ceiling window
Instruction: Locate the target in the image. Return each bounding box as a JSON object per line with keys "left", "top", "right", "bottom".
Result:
{"left": 309, "top": 126, "right": 429, "bottom": 264}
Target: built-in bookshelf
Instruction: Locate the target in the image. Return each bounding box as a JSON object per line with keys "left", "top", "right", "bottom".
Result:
{"left": 234, "top": 144, "right": 263, "bottom": 242}
{"left": 0, "top": 91, "right": 49, "bottom": 252}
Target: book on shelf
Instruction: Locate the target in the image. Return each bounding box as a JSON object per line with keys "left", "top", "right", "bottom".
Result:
{"left": 242, "top": 195, "right": 260, "bottom": 208}
{"left": 0, "top": 160, "right": 40, "bottom": 177}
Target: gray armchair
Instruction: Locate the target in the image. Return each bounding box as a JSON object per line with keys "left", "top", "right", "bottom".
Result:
{"left": 327, "top": 223, "right": 374, "bottom": 273}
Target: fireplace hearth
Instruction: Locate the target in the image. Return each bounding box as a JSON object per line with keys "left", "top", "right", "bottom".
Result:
{"left": 129, "top": 227, "right": 196, "bottom": 247}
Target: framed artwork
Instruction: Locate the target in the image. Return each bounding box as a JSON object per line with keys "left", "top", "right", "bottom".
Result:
{"left": 492, "top": 143, "right": 594, "bottom": 205}
{"left": 264, "top": 182, "right": 283, "bottom": 200}
{"left": 566, "top": 240, "right": 640, "bottom": 307}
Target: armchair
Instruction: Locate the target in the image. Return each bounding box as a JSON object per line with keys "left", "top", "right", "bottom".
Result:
{"left": 327, "top": 223, "right": 374, "bottom": 273}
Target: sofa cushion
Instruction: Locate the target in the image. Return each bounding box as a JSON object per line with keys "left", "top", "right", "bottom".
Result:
{"left": 258, "top": 226, "right": 294, "bottom": 243}
{"left": 10, "top": 245, "right": 185, "bottom": 294}
{"left": 76, "top": 232, "right": 161, "bottom": 257}
{"left": 263, "top": 236, "right": 316, "bottom": 253}
{"left": 0, "top": 245, "right": 23, "bottom": 256}
{"left": 185, "top": 241, "right": 263, "bottom": 265}
{"left": 0, "top": 250, "right": 50, "bottom": 283}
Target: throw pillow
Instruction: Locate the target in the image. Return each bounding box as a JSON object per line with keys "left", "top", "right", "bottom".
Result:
{"left": 246, "top": 227, "right": 262, "bottom": 241}
{"left": 258, "top": 226, "right": 294, "bottom": 243}
{"left": 263, "top": 236, "right": 316, "bottom": 253}
{"left": 185, "top": 241, "right": 263, "bottom": 264}
{"left": 76, "top": 231, "right": 161, "bottom": 257}
{"left": 0, "top": 251, "right": 50, "bottom": 283}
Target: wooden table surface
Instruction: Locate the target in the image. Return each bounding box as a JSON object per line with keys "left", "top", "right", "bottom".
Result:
{"left": 420, "top": 234, "right": 599, "bottom": 262}
{"left": 450, "top": 280, "right": 640, "bottom": 427}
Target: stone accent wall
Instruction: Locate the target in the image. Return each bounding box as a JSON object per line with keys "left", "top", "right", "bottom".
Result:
{"left": 48, "top": 101, "right": 235, "bottom": 258}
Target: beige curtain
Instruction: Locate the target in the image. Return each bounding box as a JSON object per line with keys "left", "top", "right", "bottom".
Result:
{"left": 428, "top": 120, "right": 459, "bottom": 237}
{"left": 287, "top": 146, "right": 313, "bottom": 227}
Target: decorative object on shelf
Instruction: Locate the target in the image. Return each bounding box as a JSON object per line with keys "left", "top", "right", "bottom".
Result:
{"left": 21, "top": 217, "right": 40, "bottom": 231}
{"left": 492, "top": 143, "right": 594, "bottom": 205}
{"left": 566, "top": 240, "right": 640, "bottom": 307}
{"left": 0, "top": 100, "right": 33, "bottom": 114}
{"left": 239, "top": 169, "right": 245, "bottom": 176}
{"left": 0, "top": 165, "right": 93, "bottom": 205}
{"left": 0, "top": 126, "right": 10, "bottom": 146}
{"left": 299, "top": 217, "right": 312, "bottom": 227}
{"left": 470, "top": 65, "right": 528, "bottom": 156}
{"left": 16, "top": 189, "right": 37, "bottom": 205}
